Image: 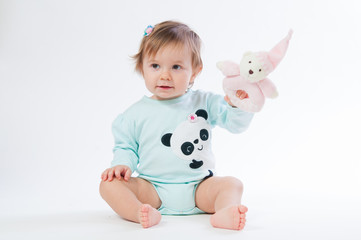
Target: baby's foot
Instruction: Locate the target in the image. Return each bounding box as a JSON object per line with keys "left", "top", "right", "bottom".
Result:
{"left": 210, "top": 205, "right": 248, "bottom": 230}
{"left": 139, "top": 204, "right": 161, "bottom": 228}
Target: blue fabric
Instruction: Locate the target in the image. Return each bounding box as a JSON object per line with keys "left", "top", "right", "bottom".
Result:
{"left": 149, "top": 180, "right": 205, "bottom": 215}
{"left": 110, "top": 90, "right": 254, "bottom": 214}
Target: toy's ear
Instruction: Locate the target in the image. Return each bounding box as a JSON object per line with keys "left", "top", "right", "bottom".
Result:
{"left": 161, "top": 133, "right": 172, "bottom": 147}
{"left": 243, "top": 51, "right": 253, "bottom": 57}
{"left": 216, "top": 61, "right": 240, "bottom": 76}
{"left": 195, "top": 109, "right": 208, "bottom": 120}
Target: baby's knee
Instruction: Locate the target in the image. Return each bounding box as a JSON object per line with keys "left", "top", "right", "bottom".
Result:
{"left": 221, "top": 176, "right": 244, "bottom": 192}
{"left": 99, "top": 180, "right": 110, "bottom": 198}
{"left": 99, "top": 179, "right": 123, "bottom": 197}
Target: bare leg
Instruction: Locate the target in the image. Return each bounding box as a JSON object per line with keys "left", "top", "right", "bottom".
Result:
{"left": 195, "top": 176, "right": 247, "bottom": 230}
{"left": 99, "top": 177, "right": 162, "bottom": 228}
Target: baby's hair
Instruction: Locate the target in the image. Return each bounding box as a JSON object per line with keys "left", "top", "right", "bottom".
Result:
{"left": 132, "top": 21, "right": 203, "bottom": 74}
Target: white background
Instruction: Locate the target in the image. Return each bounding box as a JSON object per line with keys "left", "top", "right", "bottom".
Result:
{"left": 1, "top": 0, "right": 360, "bottom": 239}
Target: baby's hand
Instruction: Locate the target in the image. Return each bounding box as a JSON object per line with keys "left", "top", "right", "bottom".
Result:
{"left": 101, "top": 165, "right": 132, "bottom": 182}
{"left": 224, "top": 90, "right": 249, "bottom": 107}
{"left": 236, "top": 90, "right": 249, "bottom": 100}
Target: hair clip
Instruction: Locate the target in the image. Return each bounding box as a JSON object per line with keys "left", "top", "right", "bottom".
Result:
{"left": 144, "top": 25, "right": 154, "bottom": 36}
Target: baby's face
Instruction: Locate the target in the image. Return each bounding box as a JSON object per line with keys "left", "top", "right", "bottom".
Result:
{"left": 142, "top": 44, "right": 199, "bottom": 100}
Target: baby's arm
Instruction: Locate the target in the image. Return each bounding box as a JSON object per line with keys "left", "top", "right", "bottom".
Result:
{"left": 207, "top": 92, "right": 254, "bottom": 133}
{"left": 101, "top": 165, "right": 132, "bottom": 182}
{"left": 111, "top": 114, "right": 139, "bottom": 173}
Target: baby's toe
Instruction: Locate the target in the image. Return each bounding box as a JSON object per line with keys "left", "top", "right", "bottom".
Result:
{"left": 239, "top": 205, "right": 248, "bottom": 213}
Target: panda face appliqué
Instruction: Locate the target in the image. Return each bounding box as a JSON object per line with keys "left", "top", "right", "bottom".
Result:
{"left": 181, "top": 128, "right": 209, "bottom": 156}
{"left": 161, "top": 109, "right": 214, "bottom": 170}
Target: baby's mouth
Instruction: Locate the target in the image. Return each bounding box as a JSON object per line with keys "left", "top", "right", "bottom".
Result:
{"left": 158, "top": 86, "right": 173, "bottom": 89}
{"left": 197, "top": 145, "right": 203, "bottom": 151}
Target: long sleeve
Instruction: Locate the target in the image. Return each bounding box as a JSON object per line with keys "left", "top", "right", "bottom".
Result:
{"left": 206, "top": 93, "right": 254, "bottom": 133}
{"left": 108, "top": 91, "right": 253, "bottom": 183}
{"left": 111, "top": 114, "right": 139, "bottom": 172}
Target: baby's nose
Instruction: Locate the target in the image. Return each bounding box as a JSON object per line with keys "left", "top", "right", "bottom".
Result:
{"left": 160, "top": 70, "right": 171, "bottom": 80}
{"left": 249, "top": 69, "right": 254, "bottom": 74}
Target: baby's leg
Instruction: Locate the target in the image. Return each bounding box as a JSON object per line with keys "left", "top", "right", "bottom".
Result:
{"left": 99, "top": 177, "right": 161, "bottom": 228}
{"left": 195, "top": 176, "right": 247, "bottom": 230}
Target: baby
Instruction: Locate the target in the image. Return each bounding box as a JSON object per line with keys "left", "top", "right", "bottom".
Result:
{"left": 99, "top": 21, "right": 254, "bottom": 230}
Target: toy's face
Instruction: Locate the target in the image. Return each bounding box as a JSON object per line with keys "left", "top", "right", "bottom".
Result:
{"left": 239, "top": 52, "right": 268, "bottom": 83}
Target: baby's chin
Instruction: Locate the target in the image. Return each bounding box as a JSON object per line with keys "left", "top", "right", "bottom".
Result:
{"left": 151, "top": 91, "right": 184, "bottom": 100}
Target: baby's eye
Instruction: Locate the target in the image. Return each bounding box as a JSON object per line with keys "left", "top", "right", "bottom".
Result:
{"left": 172, "top": 65, "right": 181, "bottom": 70}
{"left": 259, "top": 69, "right": 262, "bottom": 72}
{"left": 248, "top": 61, "right": 252, "bottom": 63}
{"left": 151, "top": 64, "right": 160, "bottom": 69}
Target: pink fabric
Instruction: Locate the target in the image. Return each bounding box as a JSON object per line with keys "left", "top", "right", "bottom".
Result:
{"left": 268, "top": 30, "right": 293, "bottom": 68}
{"left": 217, "top": 30, "right": 292, "bottom": 112}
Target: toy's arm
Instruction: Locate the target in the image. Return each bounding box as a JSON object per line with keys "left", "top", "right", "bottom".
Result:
{"left": 257, "top": 78, "right": 278, "bottom": 99}
{"left": 216, "top": 61, "right": 240, "bottom": 76}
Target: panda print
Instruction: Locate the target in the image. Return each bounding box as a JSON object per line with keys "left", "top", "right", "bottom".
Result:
{"left": 161, "top": 109, "right": 215, "bottom": 177}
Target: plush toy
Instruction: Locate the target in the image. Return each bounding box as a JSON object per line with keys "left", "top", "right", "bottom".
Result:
{"left": 217, "top": 30, "right": 293, "bottom": 112}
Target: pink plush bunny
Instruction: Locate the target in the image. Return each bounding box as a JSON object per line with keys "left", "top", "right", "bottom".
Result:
{"left": 217, "top": 30, "right": 293, "bottom": 112}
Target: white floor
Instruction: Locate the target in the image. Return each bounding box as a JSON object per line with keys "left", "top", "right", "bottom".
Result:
{"left": 1, "top": 1, "right": 361, "bottom": 239}
{"left": 1, "top": 190, "right": 360, "bottom": 240}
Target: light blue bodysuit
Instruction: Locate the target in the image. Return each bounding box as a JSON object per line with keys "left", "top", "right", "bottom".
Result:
{"left": 111, "top": 90, "right": 254, "bottom": 215}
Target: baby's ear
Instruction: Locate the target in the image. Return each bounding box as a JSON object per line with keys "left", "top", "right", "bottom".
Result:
{"left": 191, "top": 66, "right": 202, "bottom": 81}
{"left": 161, "top": 133, "right": 172, "bottom": 147}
